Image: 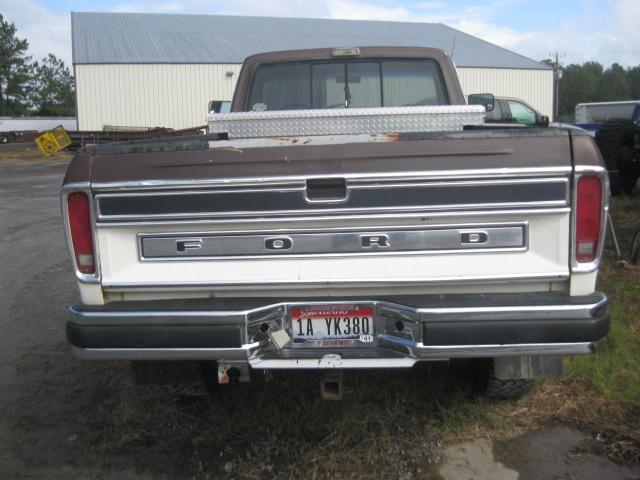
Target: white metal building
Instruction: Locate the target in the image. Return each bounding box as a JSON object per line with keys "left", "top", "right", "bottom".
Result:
{"left": 72, "top": 12, "right": 553, "bottom": 131}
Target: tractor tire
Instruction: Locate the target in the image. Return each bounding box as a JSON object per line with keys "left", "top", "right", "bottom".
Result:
{"left": 595, "top": 120, "right": 638, "bottom": 195}
{"left": 0, "top": 134, "right": 9, "bottom": 144}
{"left": 619, "top": 145, "right": 639, "bottom": 193}
{"left": 607, "top": 172, "right": 623, "bottom": 195}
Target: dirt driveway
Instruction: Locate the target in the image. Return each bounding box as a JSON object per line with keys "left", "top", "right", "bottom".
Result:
{"left": 1, "top": 153, "right": 639, "bottom": 479}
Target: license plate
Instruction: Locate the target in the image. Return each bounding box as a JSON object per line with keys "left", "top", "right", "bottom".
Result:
{"left": 291, "top": 304, "right": 374, "bottom": 346}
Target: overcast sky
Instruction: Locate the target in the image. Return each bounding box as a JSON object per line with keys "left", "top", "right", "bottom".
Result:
{"left": 1, "top": 0, "right": 639, "bottom": 68}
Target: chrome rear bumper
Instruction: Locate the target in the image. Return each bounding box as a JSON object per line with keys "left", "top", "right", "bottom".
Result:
{"left": 72, "top": 343, "right": 597, "bottom": 368}
{"left": 68, "top": 292, "right": 609, "bottom": 367}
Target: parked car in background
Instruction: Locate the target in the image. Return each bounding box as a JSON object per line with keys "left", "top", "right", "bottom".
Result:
{"left": 469, "top": 95, "right": 549, "bottom": 127}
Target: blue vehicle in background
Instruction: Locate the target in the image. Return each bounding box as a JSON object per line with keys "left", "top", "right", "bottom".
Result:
{"left": 575, "top": 101, "right": 640, "bottom": 195}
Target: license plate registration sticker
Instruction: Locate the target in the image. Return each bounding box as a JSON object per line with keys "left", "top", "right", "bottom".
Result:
{"left": 291, "top": 304, "right": 374, "bottom": 346}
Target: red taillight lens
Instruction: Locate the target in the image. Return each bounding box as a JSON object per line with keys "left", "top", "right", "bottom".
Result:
{"left": 575, "top": 176, "right": 602, "bottom": 263}
{"left": 67, "top": 192, "right": 96, "bottom": 274}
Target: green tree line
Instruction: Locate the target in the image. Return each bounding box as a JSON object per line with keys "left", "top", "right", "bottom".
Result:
{"left": 0, "top": 14, "right": 75, "bottom": 117}
{"left": 549, "top": 60, "right": 640, "bottom": 119}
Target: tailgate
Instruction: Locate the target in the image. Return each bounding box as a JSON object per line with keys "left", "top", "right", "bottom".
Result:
{"left": 90, "top": 129, "right": 572, "bottom": 295}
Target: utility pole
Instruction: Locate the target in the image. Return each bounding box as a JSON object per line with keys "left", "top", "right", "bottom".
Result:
{"left": 553, "top": 52, "right": 563, "bottom": 122}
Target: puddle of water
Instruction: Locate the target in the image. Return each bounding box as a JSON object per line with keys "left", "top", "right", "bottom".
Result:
{"left": 495, "top": 426, "right": 640, "bottom": 480}
{"left": 439, "top": 426, "right": 640, "bottom": 480}
{"left": 439, "top": 438, "right": 518, "bottom": 480}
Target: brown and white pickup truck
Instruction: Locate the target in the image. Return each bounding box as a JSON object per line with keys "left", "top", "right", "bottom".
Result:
{"left": 62, "top": 47, "right": 610, "bottom": 399}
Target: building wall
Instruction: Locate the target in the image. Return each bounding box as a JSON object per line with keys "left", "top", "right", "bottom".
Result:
{"left": 457, "top": 67, "right": 554, "bottom": 118}
{"left": 76, "top": 64, "right": 554, "bottom": 130}
{"left": 75, "top": 63, "right": 242, "bottom": 130}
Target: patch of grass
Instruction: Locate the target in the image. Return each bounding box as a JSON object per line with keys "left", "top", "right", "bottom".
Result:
{"left": 78, "top": 365, "right": 513, "bottom": 479}
{"left": 563, "top": 192, "right": 640, "bottom": 404}
{"left": 564, "top": 280, "right": 640, "bottom": 403}
{"left": 0, "top": 144, "right": 72, "bottom": 164}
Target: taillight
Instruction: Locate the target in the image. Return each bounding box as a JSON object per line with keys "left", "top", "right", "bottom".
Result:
{"left": 575, "top": 175, "right": 602, "bottom": 263}
{"left": 67, "top": 192, "right": 96, "bottom": 274}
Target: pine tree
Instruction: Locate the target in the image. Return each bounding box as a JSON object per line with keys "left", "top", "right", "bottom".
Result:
{"left": 30, "top": 54, "right": 75, "bottom": 116}
{"left": 0, "top": 14, "right": 31, "bottom": 116}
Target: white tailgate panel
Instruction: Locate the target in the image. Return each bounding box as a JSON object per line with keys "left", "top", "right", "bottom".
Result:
{"left": 97, "top": 212, "right": 570, "bottom": 288}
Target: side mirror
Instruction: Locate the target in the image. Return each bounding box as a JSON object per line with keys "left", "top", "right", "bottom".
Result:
{"left": 209, "top": 100, "right": 232, "bottom": 114}
{"left": 539, "top": 115, "right": 550, "bottom": 127}
{"left": 468, "top": 93, "right": 495, "bottom": 113}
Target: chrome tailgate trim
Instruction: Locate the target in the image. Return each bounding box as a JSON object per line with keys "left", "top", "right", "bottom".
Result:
{"left": 138, "top": 224, "right": 527, "bottom": 260}
{"left": 95, "top": 177, "right": 569, "bottom": 222}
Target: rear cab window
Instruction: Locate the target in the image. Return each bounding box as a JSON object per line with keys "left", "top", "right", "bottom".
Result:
{"left": 247, "top": 59, "right": 449, "bottom": 111}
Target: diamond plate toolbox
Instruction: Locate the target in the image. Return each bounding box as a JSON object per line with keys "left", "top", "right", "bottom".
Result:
{"left": 207, "top": 105, "right": 486, "bottom": 139}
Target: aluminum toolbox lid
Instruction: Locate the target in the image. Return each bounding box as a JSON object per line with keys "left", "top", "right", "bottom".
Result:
{"left": 207, "top": 105, "right": 486, "bottom": 139}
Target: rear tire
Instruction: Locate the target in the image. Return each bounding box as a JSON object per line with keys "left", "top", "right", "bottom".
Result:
{"left": 462, "top": 358, "right": 535, "bottom": 400}
{"left": 483, "top": 375, "right": 535, "bottom": 400}
{"left": 199, "top": 361, "right": 221, "bottom": 393}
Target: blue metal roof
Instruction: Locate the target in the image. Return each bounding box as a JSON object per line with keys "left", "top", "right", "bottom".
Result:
{"left": 71, "top": 12, "right": 550, "bottom": 70}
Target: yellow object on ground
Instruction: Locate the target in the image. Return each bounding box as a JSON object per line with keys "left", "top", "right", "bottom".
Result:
{"left": 35, "top": 126, "right": 72, "bottom": 156}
